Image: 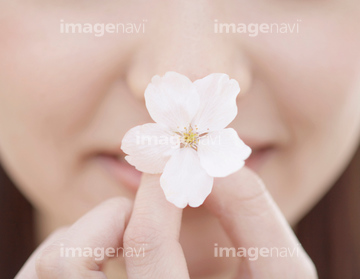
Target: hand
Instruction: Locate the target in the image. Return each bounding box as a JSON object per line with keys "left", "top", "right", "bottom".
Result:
{"left": 204, "top": 167, "right": 318, "bottom": 278}
{"left": 16, "top": 168, "right": 317, "bottom": 279}
{"left": 15, "top": 174, "right": 189, "bottom": 279}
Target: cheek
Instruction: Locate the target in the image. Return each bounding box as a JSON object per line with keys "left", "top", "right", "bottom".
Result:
{"left": 260, "top": 19, "right": 360, "bottom": 137}
{"left": 0, "top": 6, "right": 122, "bottom": 174}
{"left": 244, "top": 7, "right": 360, "bottom": 223}
{"left": 0, "top": 3, "right": 141, "bottom": 137}
{"left": 274, "top": 70, "right": 360, "bottom": 224}
{"left": 242, "top": 3, "right": 360, "bottom": 130}
{"left": 0, "top": 4, "right": 151, "bottom": 222}
{"left": 0, "top": 5, "right": 119, "bottom": 219}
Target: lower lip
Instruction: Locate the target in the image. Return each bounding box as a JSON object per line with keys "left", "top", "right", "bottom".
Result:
{"left": 245, "top": 147, "right": 274, "bottom": 172}
{"left": 96, "top": 154, "right": 142, "bottom": 192}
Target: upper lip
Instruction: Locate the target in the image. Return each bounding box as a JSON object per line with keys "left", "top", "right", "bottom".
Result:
{"left": 93, "top": 144, "right": 125, "bottom": 160}
{"left": 237, "top": 134, "right": 276, "bottom": 152}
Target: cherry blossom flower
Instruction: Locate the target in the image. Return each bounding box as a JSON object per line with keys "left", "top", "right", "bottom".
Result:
{"left": 121, "top": 72, "right": 251, "bottom": 208}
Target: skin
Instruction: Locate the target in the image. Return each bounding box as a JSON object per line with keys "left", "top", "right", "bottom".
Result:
{"left": 0, "top": 0, "right": 360, "bottom": 278}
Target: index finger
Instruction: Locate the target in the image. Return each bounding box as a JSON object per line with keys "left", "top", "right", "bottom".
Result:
{"left": 124, "top": 174, "right": 189, "bottom": 279}
{"left": 204, "top": 167, "right": 316, "bottom": 276}
{"left": 25, "top": 197, "right": 132, "bottom": 279}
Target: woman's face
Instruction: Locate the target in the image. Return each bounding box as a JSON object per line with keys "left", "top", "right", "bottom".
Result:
{"left": 1, "top": 0, "right": 360, "bottom": 252}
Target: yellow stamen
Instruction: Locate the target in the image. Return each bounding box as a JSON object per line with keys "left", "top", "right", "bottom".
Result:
{"left": 178, "top": 126, "right": 207, "bottom": 150}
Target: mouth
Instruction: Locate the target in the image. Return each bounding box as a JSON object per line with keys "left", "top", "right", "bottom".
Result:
{"left": 95, "top": 141, "right": 274, "bottom": 192}
{"left": 95, "top": 152, "right": 142, "bottom": 193}
{"left": 245, "top": 145, "right": 275, "bottom": 172}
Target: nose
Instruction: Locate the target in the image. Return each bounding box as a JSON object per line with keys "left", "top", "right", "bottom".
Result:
{"left": 125, "top": 2, "right": 252, "bottom": 100}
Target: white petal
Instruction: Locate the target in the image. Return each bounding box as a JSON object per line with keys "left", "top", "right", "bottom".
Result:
{"left": 160, "top": 148, "right": 214, "bottom": 208}
{"left": 145, "top": 72, "right": 200, "bottom": 131}
{"left": 121, "top": 123, "right": 178, "bottom": 173}
{"left": 198, "top": 128, "right": 252, "bottom": 177}
{"left": 192, "top": 73, "right": 240, "bottom": 132}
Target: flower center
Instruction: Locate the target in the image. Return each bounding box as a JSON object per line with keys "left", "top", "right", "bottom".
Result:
{"left": 182, "top": 129, "right": 199, "bottom": 146}
{"left": 176, "top": 126, "right": 208, "bottom": 150}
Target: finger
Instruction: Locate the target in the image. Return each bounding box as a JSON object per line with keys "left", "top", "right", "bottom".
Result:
{"left": 124, "top": 174, "right": 189, "bottom": 279}
{"left": 25, "top": 197, "right": 132, "bottom": 279}
{"left": 204, "top": 167, "right": 316, "bottom": 277}
{"left": 15, "top": 227, "right": 68, "bottom": 279}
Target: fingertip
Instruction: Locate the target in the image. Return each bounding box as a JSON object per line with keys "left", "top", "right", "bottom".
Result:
{"left": 204, "top": 166, "right": 268, "bottom": 218}
{"left": 138, "top": 173, "right": 184, "bottom": 213}
{"left": 212, "top": 167, "right": 266, "bottom": 197}
{"left": 140, "top": 173, "right": 162, "bottom": 187}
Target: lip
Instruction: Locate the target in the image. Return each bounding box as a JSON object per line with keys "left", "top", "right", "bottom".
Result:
{"left": 96, "top": 138, "right": 275, "bottom": 192}
{"left": 245, "top": 146, "right": 275, "bottom": 172}
{"left": 96, "top": 153, "right": 141, "bottom": 193}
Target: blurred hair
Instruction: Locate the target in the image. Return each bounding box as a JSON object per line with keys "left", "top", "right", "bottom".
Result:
{"left": 0, "top": 162, "right": 34, "bottom": 278}
{"left": 296, "top": 144, "right": 360, "bottom": 278}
